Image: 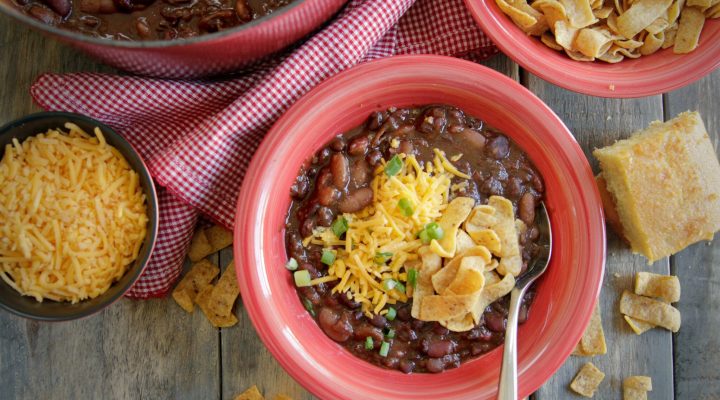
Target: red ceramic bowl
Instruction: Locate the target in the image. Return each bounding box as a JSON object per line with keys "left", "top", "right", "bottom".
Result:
{"left": 464, "top": 0, "right": 720, "bottom": 97}
{"left": 235, "top": 55, "right": 606, "bottom": 399}
{"left": 0, "top": 0, "right": 346, "bottom": 78}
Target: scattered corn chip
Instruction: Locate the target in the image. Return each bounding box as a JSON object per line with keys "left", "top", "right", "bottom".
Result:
{"left": 206, "top": 225, "right": 234, "bottom": 252}
{"left": 624, "top": 315, "right": 656, "bottom": 334}
{"left": 188, "top": 229, "right": 213, "bottom": 262}
{"left": 675, "top": 6, "right": 705, "bottom": 53}
{"left": 620, "top": 290, "right": 681, "bottom": 332}
{"left": 207, "top": 259, "right": 240, "bottom": 317}
{"left": 196, "top": 285, "right": 238, "bottom": 328}
{"left": 234, "top": 385, "right": 264, "bottom": 400}
{"left": 623, "top": 376, "right": 653, "bottom": 399}
{"left": 172, "top": 259, "right": 219, "bottom": 313}
{"left": 570, "top": 362, "right": 605, "bottom": 397}
{"left": 634, "top": 272, "right": 680, "bottom": 302}
{"left": 575, "top": 304, "right": 607, "bottom": 356}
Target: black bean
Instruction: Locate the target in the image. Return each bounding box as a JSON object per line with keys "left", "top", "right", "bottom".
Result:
{"left": 347, "top": 135, "right": 369, "bottom": 156}
{"left": 366, "top": 150, "right": 383, "bottom": 166}
{"left": 297, "top": 287, "right": 321, "bottom": 306}
{"left": 338, "top": 188, "right": 373, "bottom": 213}
{"left": 432, "top": 325, "right": 449, "bottom": 336}
{"left": 487, "top": 135, "right": 510, "bottom": 159}
{"left": 425, "top": 358, "right": 445, "bottom": 373}
{"left": 399, "top": 360, "right": 415, "bottom": 374}
{"left": 382, "top": 357, "right": 400, "bottom": 369}
{"left": 286, "top": 232, "right": 305, "bottom": 261}
{"left": 396, "top": 325, "right": 417, "bottom": 342}
{"left": 426, "top": 340, "right": 455, "bottom": 358}
{"left": 370, "top": 313, "right": 387, "bottom": 329}
{"left": 338, "top": 291, "right": 360, "bottom": 309}
{"left": 471, "top": 341, "right": 493, "bottom": 356}
{"left": 289, "top": 174, "right": 309, "bottom": 199}
{"left": 519, "top": 192, "right": 536, "bottom": 225}
{"left": 485, "top": 311, "right": 506, "bottom": 332}
{"left": 367, "top": 111, "right": 385, "bottom": 130}
{"left": 300, "top": 217, "right": 316, "bottom": 238}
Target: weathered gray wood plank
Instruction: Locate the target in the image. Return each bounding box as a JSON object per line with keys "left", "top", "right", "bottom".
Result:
{"left": 663, "top": 70, "right": 720, "bottom": 400}
{"left": 0, "top": 17, "right": 220, "bottom": 400}
{"left": 527, "top": 73, "right": 674, "bottom": 399}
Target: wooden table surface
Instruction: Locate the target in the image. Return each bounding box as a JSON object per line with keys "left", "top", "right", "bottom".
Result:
{"left": 1, "top": 14, "right": 719, "bottom": 400}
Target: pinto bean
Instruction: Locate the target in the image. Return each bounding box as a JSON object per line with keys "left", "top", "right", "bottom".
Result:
{"left": 338, "top": 188, "right": 373, "bottom": 213}
{"left": 350, "top": 158, "right": 370, "bottom": 187}
{"left": 135, "top": 17, "right": 152, "bottom": 39}
{"left": 366, "top": 150, "right": 383, "bottom": 166}
{"left": 347, "top": 135, "right": 369, "bottom": 156}
{"left": 27, "top": 4, "right": 61, "bottom": 24}
{"left": 235, "top": 0, "right": 251, "bottom": 21}
{"left": 330, "top": 136, "right": 346, "bottom": 152}
{"left": 330, "top": 153, "right": 349, "bottom": 189}
{"left": 316, "top": 168, "right": 340, "bottom": 206}
{"left": 353, "top": 324, "right": 383, "bottom": 342}
{"left": 457, "top": 129, "right": 487, "bottom": 153}
{"left": 519, "top": 192, "right": 536, "bottom": 225}
{"left": 318, "top": 308, "right": 353, "bottom": 343}
{"left": 198, "top": 9, "right": 236, "bottom": 32}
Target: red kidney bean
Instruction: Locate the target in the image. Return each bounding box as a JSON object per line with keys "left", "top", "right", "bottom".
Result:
{"left": 330, "top": 136, "right": 346, "bottom": 152}
{"left": 27, "top": 4, "right": 61, "bottom": 24}
{"left": 297, "top": 286, "right": 321, "bottom": 306}
{"left": 532, "top": 174, "right": 545, "bottom": 193}
{"left": 312, "top": 147, "right": 331, "bottom": 165}
{"left": 396, "top": 325, "right": 418, "bottom": 341}
{"left": 350, "top": 158, "right": 370, "bottom": 187}
{"left": 432, "top": 325, "right": 449, "bottom": 336}
{"left": 198, "top": 9, "right": 236, "bottom": 32}
{"left": 381, "top": 357, "right": 400, "bottom": 369}
{"left": 330, "top": 153, "right": 349, "bottom": 189}
{"left": 505, "top": 177, "right": 523, "bottom": 199}
{"left": 338, "top": 188, "right": 373, "bottom": 213}
{"left": 487, "top": 135, "right": 510, "bottom": 159}
{"left": 353, "top": 324, "right": 383, "bottom": 342}
{"left": 519, "top": 192, "right": 536, "bottom": 225}
{"left": 235, "top": 0, "right": 251, "bottom": 21}
{"left": 367, "top": 111, "right": 385, "bottom": 130}
{"left": 426, "top": 340, "right": 455, "bottom": 358}
{"left": 40, "top": 0, "right": 71, "bottom": 17}
{"left": 398, "top": 140, "right": 414, "bottom": 155}
{"left": 347, "top": 135, "right": 369, "bottom": 156}
{"left": 471, "top": 342, "right": 494, "bottom": 356}
{"left": 318, "top": 308, "right": 353, "bottom": 343}
{"left": 481, "top": 177, "right": 504, "bottom": 196}
{"left": 300, "top": 217, "right": 316, "bottom": 238}
{"left": 485, "top": 311, "right": 506, "bottom": 332}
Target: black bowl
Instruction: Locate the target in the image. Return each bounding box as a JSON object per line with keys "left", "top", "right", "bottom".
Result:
{"left": 0, "top": 112, "right": 159, "bottom": 321}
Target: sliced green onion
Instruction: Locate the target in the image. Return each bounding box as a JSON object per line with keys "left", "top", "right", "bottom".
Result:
{"left": 398, "top": 198, "right": 414, "bottom": 217}
{"left": 379, "top": 341, "right": 390, "bottom": 357}
{"left": 407, "top": 268, "right": 418, "bottom": 288}
{"left": 425, "top": 222, "right": 444, "bottom": 240}
{"left": 382, "top": 279, "right": 397, "bottom": 291}
{"left": 320, "top": 250, "right": 336, "bottom": 266}
{"left": 385, "top": 329, "right": 396, "bottom": 339}
{"left": 384, "top": 155, "right": 403, "bottom": 177}
{"left": 394, "top": 281, "right": 406, "bottom": 294}
{"left": 285, "top": 257, "right": 298, "bottom": 271}
{"left": 294, "top": 270, "right": 312, "bottom": 287}
{"left": 365, "top": 336, "right": 374, "bottom": 350}
{"left": 418, "top": 229, "right": 431, "bottom": 244}
{"left": 374, "top": 251, "right": 393, "bottom": 265}
{"left": 386, "top": 307, "right": 397, "bottom": 321}
{"left": 331, "top": 216, "right": 348, "bottom": 237}
{"left": 302, "top": 298, "right": 315, "bottom": 317}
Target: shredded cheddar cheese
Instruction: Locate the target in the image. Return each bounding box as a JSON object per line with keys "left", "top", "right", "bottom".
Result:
{"left": 306, "top": 150, "right": 468, "bottom": 316}
{"left": 0, "top": 124, "right": 148, "bottom": 303}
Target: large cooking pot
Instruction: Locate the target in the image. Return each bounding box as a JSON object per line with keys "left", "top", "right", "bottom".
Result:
{"left": 0, "top": 0, "right": 347, "bottom": 78}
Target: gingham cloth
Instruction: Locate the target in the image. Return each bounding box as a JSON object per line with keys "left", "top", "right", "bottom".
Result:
{"left": 30, "top": 0, "right": 498, "bottom": 298}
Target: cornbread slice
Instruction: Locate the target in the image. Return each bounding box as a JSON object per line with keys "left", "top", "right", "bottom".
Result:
{"left": 593, "top": 112, "right": 720, "bottom": 262}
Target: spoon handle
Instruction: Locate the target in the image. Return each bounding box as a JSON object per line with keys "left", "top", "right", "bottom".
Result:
{"left": 498, "top": 286, "right": 525, "bottom": 400}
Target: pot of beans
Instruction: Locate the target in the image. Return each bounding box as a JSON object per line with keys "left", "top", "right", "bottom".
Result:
{"left": 234, "top": 55, "right": 606, "bottom": 399}
{"left": 0, "top": 0, "right": 347, "bottom": 78}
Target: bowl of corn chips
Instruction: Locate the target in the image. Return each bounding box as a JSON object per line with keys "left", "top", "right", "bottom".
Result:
{"left": 464, "top": 0, "right": 720, "bottom": 97}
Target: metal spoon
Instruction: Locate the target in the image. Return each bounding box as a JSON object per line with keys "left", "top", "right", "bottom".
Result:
{"left": 498, "top": 202, "right": 553, "bottom": 400}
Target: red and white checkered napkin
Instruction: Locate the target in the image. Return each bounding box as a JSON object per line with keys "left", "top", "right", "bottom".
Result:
{"left": 30, "top": 0, "right": 497, "bottom": 299}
